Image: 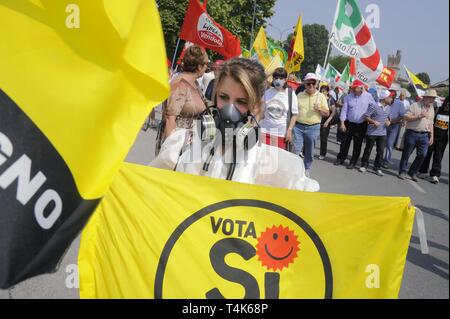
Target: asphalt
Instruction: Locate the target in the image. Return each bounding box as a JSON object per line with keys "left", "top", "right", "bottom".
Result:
{"left": 1, "top": 124, "right": 448, "bottom": 299}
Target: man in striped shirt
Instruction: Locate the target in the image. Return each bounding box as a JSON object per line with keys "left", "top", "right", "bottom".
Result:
{"left": 359, "top": 90, "right": 394, "bottom": 176}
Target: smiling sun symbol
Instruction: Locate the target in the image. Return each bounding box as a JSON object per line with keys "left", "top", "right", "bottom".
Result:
{"left": 255, "top": 225, "right": 300, "bottom": 271}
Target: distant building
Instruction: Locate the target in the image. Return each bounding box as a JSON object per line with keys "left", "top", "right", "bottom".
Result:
{"left": 387, "top": 50, "right": 402, "bottom": 82}
{"left": 386, "top": 50, "right": 409, "bottom": 91}
{"left": 431, "top": 78, "right": 449, "bottom": 95}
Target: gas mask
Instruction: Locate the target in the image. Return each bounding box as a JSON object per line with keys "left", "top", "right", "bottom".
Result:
{"left": 198, "top": 104, "right": 259, "bottom": 150}
{"left": 217, "top": 104, "right": 248, "bottom": 145}
{"left": 273, "top": 79, "right": 286, "bottom": 89}
{"left": 197, "top": 104, "right": 260, "bottom": 179}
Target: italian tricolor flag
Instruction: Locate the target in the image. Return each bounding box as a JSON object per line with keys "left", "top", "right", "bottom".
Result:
{"left": 324, "top": 64, "right": 341, "bottom": 83}
{"left": 339, "top": 60, "right": 355, "bottom": 87}
{"left": 330, "top": 0, "right": 383, "bottom": 84}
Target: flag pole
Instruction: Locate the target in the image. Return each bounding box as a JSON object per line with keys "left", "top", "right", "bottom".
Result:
{"left": 403, "top": 65, "right": 419, "bottom": 97}
{"left": 314, "top": 39, "right": 332, "bottom": 104}
{"left": 249, "top": 0, "right": 257, "bottom": 50}
{"left": 171, "top": 38, "right": 181, "bottom": 73}
{"left": 321, "top": 40, "right": 332, "bottom": 84}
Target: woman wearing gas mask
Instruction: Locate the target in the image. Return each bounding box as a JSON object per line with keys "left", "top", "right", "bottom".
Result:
{"left": 260, "top": 67, "right": 299, "bottom": 151}
{"left": 151, "top": 58, "right": 319, "bottom": 192}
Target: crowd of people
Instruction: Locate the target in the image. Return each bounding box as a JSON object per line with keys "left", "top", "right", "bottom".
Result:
{"left": 149, "top": 45, "right": 449, "bottom": 191}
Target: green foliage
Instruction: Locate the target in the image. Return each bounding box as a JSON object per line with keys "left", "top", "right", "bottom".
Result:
{"left": 282, "top": 24, "right": 329, "bottom": 78}
{"left": 406, "top": 86, "right": 418, "bottom": 100}
{"left": 156, "top": 0, "right": 276, "bottom": 62}
{"left": 283, "top": 33, "right": 294, "bottom": 53}
{"left": 416, "top": 72, "right": 431, "bottom": 85}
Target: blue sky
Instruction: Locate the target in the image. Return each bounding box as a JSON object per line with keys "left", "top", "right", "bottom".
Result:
{"left": 266, "top": 0, "right": 449, "bottom": 83}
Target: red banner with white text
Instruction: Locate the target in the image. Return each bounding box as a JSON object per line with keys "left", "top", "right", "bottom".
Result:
{"left": 179, "top": 0, "right": 241, "bottom": 59}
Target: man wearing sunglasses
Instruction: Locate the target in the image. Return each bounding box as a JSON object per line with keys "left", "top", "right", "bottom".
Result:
{"left": 292, "top": 73, "right": 330, "bottom": 176}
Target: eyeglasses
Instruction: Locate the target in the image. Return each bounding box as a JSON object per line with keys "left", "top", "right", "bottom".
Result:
{"left": 305, "top": 82, "right": 316, "bottom": 87}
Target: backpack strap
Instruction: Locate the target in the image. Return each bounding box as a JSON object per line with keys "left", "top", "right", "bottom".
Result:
{"left": 286, "top": 88, "right": 294, "bottom": 152}
{"left": 287, "top": 88, "right": 293, "bottom": 129}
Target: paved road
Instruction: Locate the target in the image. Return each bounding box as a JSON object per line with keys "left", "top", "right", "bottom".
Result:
{"left": 1, "top": 126, "right": 448, "bottom": 299}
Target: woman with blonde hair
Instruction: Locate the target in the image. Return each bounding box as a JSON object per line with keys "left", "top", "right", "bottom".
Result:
{"left": 151, "top": 58, "right": 319, "bottom": 192}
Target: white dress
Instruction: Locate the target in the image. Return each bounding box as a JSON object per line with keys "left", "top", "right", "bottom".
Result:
{"left": 150, "top": 128, "right": 320, "bottom": 192}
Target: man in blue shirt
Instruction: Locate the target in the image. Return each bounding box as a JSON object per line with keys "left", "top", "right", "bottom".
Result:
{"left": 335, "top": 80, "right": 376, "bottom": 169}
{"left": 359, "top": 90, "right": 394, "bottom": 176}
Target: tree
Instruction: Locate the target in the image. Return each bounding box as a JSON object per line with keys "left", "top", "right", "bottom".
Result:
{"left": 157, "top": 0, "right": 276, "bottom": 62}
{"left": 403, "top": 83, "right": 418, "bottom": 100}
{"left": 416, "top": 72, "right": 431, "bottom": 85}
{"left": 284, "top": 24, "right": 329, "bottom": 78}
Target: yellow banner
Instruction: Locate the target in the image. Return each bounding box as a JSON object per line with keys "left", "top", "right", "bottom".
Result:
{"left": 0, "top": 0, "right": 169, "bottom": 199}
{"left": 286, "top": 15, "right": 304, "bottom": 74}
{"left": 79, "top": 163, "right": 415, "bottom": 299}
{"left": 0, "top": 0, "right": 169, "bottom": 289}
{"left": 252, "top": 27, "right": 272, "bottom": 69}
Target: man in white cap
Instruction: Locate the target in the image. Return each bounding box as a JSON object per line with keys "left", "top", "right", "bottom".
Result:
{"left": 359, "top": 89, "right": 393, "bottom": 176}
{"left": 398, "top": 89, "right": 437, "bottom": 181}
{"left": 292, "top": 73, "right": 329, "bottom": 176}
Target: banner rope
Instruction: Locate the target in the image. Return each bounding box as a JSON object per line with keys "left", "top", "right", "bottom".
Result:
{"left": 414, "top": 207, "right": 429, "bottom": 255}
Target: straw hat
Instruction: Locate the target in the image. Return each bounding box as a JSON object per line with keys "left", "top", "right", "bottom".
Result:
{"left": 423, "top": 89, "right": 438, "bottom": 98}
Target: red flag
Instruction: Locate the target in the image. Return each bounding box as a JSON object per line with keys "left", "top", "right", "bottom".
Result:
{"left": 179, "top": 0, "right": 241, "bottom": 59}
{"left": 287, "top": 80, "right": 301, "bottom": 91}
{"left": 376, "top": 67, "right": 397, "bottom": 88}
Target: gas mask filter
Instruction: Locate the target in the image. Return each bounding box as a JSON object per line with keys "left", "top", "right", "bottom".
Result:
{"left": 198, "top": 104, "right": 259, "bottom": 150}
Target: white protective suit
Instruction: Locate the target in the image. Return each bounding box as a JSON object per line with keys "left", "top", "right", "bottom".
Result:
{"left": 150, "top": 127, "right": 320, "bottom": 192}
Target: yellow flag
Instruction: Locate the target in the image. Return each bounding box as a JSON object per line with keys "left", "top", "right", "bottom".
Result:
{"left": 404, "top": 66, "right": 429, "bottom": 91}
{"left": 286, "top": 15, "right": 305, "bottom": 74}
{"left": 252, "top": 27, "right": 272, "bottom": 68}
{"left": 0, "top": 0, "right": 169, "bottom": 288}
{"left": 79, "top": 163, "right": 415, "bottom": 299}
